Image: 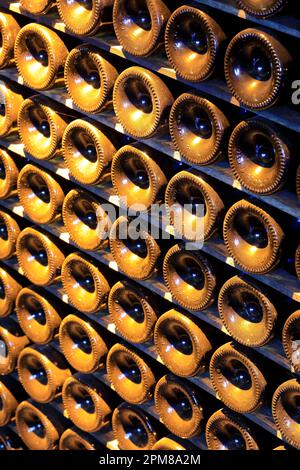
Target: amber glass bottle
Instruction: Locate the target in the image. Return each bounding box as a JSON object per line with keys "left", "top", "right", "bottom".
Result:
{"left": 62, "top": 119, "right": 116, "bottom": 185}
{"left": 17, "top": 164, "right": 64, "bottom": 224}
{"left": 224, "top": 28, "right": 292, "bottom": 110}
{"left": 57, "top": 0, "right": 114, "bottom": 36}
{"left": 209, "top": 342, "right": 267, "bottom": 413}
{"left": 272, "top": 379, "right": 300, "bottom": 449}
{"left": 0, "top": 426, "right": 23, "bottom": 450}
{"left": 16, "top": 400, "right": 68, "bottom": 450}
{"left": 112, "top": 403, "right": 159, "bottom": 450}
{"left": 0, "top": 12, "right": 21, "bottom": 69}
{"left": 113, "top": 0, "right": 170, "bottom": 56}
{"left": 223, "top": 200, "right": 284, "bottom": 274}
{"left": 111, "top": 144, "right": 167, "bottom": 210}
{"left": 59, "top": 428, "right": 104, "bottom": 450}
{"left": 109, "top": 215, "right": 161, "bottom": 280}
{"left": 14, "top": 23, "right": 68, "bottom": 90}
{"left": 0, "top": 316, "right": 29, "bottom": 374}
{"left": 113, "top": 66, "right": 173, "bottom": 139}
{"left": 16, "top": 287, "right": 61, "bottom": 344}
{"left": 205, "top": 409, "right": 259, "bottom": 450}
{"left": 108, "top": 280, "right": 157, "bottom": 344}
{"left": 62, "top": 375, "right": 113, "bottom": 433}
{"left": 165, "top": 6, "right": 225, "bottom": 82}
{"left": 62, "top": 189, "right": 111, "bottom": 251}
{"left": 65, "top": 45, "right": 118, "bottom": 114}
{"left": 282, "top": 310, "right": 300, "bottom": 373}
{"left": 169, "top": 93, "right": 229, "bottom": 166}
{"left": 154, "top": 309, "right": 212, "bottom": 377}
{"left": 0, "top": 374, "right": 26, "bottom": 426}
{"left": 16, "top": 227, "right": 65, "bottom": 286}
{"left": 61, "top": 253, "right": 110, "bottom": 314}
{"left": 18, "top": 96, "right": 69, "bottom": 160}
{"left": 18, "top": 345, "right": 71, "bottom": 403}
{"left": 163, "top": 244, "right": 216, "bottom": 311}
{"left": 106, "top": 343, "right": 156, "bottom": 404}
{"left": 20, "top": 0, "right": 55, "bottom": 14}
{"left": 235, "top": 0, "right": 287, "bottom": 17}
{"left": 0, "top": 266, "right": 22, "bottom": 318}
{"left": 0, "top": 210, "right": 20, "bottom": 260}
{"left": 0, "top": 149, "right": 19, "bottom": 199}
{"left": 228, "top": 119, "right": 290, "bottom": 195}
{"left": 154, "top": 374, "right": 203, "bottom": 438}
{"left": 0, "top": 82, "right": 23, "bottom": 137}
{"left": 59, "top": 314, "right": 108, "bottom": 373}
{"left": 165, "top": 170, "right": 224, "bottom": 241}
{"left": 218, "top": 275, "right": 277, "bottom": 347}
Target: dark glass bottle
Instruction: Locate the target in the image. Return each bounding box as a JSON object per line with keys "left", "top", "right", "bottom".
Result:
{"left": 235, "top": 0, "right": 287, "bottom": 18}
{"left": 0, "top": 12, "right": 21, "bottom": 69}
{"left": 272, "top": 379, "right": 300, "bottom": 450}
{"left": 0, "top": 82, "right": 23, "bottom": 137}
{"left": 0, "top": 210, "right": 20, "bottom": 260}
{"left": 0, "top": 373, "right": 26, "bottom": 426}
{"left": 0, "top": 316, "right": 29, "bottom": 374}
{"left": 282, "top": 310, "right": 300, "bottom": 373}
{"left": 0, "top": 149, "right": 19, "bottom": 200}
{"left": 0, "top": 266, "right": 22, "bottom": 318}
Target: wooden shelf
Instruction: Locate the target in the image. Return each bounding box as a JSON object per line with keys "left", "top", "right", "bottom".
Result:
{"left": 3, "top": 1, "right": 300, "bottom": 133}
{"left": 1, "top": 66, "right": 299, "bottom": 219}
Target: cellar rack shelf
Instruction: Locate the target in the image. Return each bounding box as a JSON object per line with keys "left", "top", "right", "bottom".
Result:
{"left": 195, "top": 0, "right": 300, "bottom": 39}
{"left": 1, "top": 130, "right": 300, "bottom": 306}
{"left": 0, "top": 196, "right": 293, "bottom": 376}
{"left": 3, "top": 1, "right": 300, "bottom": 133}
{"left": 1, "top": 256, "right": 283, "bottom": 444}
{"left": 1, "top": 67, "right": 300, "bottom": 220}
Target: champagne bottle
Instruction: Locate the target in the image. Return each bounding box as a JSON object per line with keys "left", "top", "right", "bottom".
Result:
{"left": 16, "top": 227, "right": 65, "bottom": 286}
{"left": 234, "top": 0, "right": 287, "bottom": 18}
{"left": 17, "top": 164, "right": 64, "bottom": 224}
{"left": 0, "top": 316, "right": 29, "bottom": 374}
{"left": 109, "top": 215, "right": 161, "bottom": 280}
{"left": 112, "top": 403, "right": 159, "bottom": 450}
{"left": 152, "top": 437, "right": 187, "bottom": 450}
{"left": 0, "top": 426, "right": 23, "bottom": 450}
{"left": 62, "top": 189, "right": 111, "bottom": 251}
{"left": 113, "top": 0, "right": 170, "bottom": 57}
{"left": 154, "top": 374, "right": 203, "bottom": 438}
{"left": 0, "top": 266, "right": 22, "bottom": 318}
{"left": 14, "top": 23, "right": 68, "bottom": 90}
{"left": 17, "top": 96, "right": 69, "bottom": 160}
{"left": 111, "top": 143, "right": 167, "bottom": 210}
{"left": 20, "top": 0, "right": 55, "bottom": 14}
{"left": 0, "top": 373, "right": 26, "bottom": 426}
{"left": 17, "top": 344, "right": 71, "bottom": 403}
{"left": 62, "top": 119, "right": 116, "bottom": 185}
{"left": 295, "top": 244, "right": 300, "bottom": 280}
{"left": 205, "top": 408, "right": 259, "bottom": 450}
{"left": 165, "top": 170, "right": 224, "bottom": 241}
{"left": 62, "top": 374, "right": 114, "bottom": 433}
{"left": 0, "top": 12, "right": 21, "bottom": 69}
{"left": 57, "top": 0, "right": 114, "bottom": 36}
{"left": 228, "top": 119, "right": 290, "bottom": 195}
{"left": 16, "top": 287, "right": 62, "bottom": 344}
{"left": 61, "top": 253, "right": 110, "bottom": 314}
{"left": 59, "top": 428, "right": 104, "bottom": 450}
{"left": 106, "top": 343, "right": 156, "bottom": 404}
{"left": 218, "top": 275, "right": 277, "bottom": 347}
{"left": 223, "top": 199, "right": 284, "bottom": 274}
{"left": 59, "top": 314, "right": 108, "bottom": 373}
{"left": 108, "top": 280, "right": 157, "bottom": 343}
{"left": 15, "top": 400, "right": 69, "bottom": 450}
{"left": 0, "top": 81, "right": 23, "bottom": 137}
{"left": 64, "top": 45, "right": 118, "bottom": 114}
{"left": 165, "top": 5, "right": 226, "bottom": 82}
{"left": 282, "top": 310, "right": 300, "bottom": 373}
{"left": 209, "top": 342, "right": 267, "bottom": 413}
{"left": 154, "top": 309, "right": 212, "bottom": 377}
{"left": 0, "top": 210, "right": 20, "bottom": 260}
{"left": 169, "top": 93, "right": 229, "bottom": 165}
{"left": 113, "top": 66, "right": 174, "bottom": 139}
{"left": 163, "top": 244, "right": 216, "bottom": 311}
{"left": 0, "top": 149, "right": 19, "bottom": 200}
{"left": 224, "top": 28, "right": 292, "bottom": 110}
{"left": 272, "top": 379, "right": 300, "bottom": 450}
